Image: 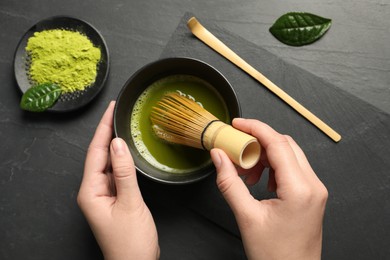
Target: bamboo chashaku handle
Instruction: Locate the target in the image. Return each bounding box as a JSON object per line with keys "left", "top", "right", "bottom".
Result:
{"left": 187, "top": 17, "right": 341, "bottom": 142}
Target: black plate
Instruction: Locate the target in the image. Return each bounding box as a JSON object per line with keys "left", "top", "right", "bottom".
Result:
{"left": 13, "top": 16, "right": 109, "bottom": 112}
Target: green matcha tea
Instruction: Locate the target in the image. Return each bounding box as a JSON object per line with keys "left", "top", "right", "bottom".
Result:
{"left": 131, "top": 75, "right": 230, "bottom": 174}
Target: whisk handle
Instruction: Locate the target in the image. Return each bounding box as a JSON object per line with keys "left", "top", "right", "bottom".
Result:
{"left": 203, "top": 121, "right": 261, "bottom": 169}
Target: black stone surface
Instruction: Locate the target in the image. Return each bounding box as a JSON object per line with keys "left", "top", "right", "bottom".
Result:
{"left": 1, "top": 2, "right": 389, "bottom": 259}
{"left": 159, "top": 13, "right": 390, "bottom": 259}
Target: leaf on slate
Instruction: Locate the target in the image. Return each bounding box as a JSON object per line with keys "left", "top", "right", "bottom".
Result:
{"left": 269, "top": 12, "right": 332, "bottom": 46}
{"left": 20, "top": 83, "right": 62, "bottom": 112}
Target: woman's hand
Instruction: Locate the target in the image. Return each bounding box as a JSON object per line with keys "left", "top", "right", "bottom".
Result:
{"left": 77, "top": 102, "right": 160, "bottom": 260}
{"left": 211, "top": 118, "right": 328, "bottom": 260}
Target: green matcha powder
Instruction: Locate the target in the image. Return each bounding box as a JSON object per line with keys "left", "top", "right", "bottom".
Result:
{"left": 26, "top": 29, "right": 101, "bottom": 93}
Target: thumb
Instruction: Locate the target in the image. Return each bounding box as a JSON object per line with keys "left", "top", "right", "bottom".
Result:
{"left": 110, "top": 138, "right": 143, "bottom": 208}
{"left": 211, "top": 149, "right": 254, "bottom": 215}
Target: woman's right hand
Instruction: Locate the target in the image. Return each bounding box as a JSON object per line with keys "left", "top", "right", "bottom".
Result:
{"left": 210, "top": 118, "right": 328, "bottom": 260}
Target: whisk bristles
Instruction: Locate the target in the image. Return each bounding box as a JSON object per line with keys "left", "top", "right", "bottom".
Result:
{"left": 150, "top": 92, "right": 219, "bottom": 149}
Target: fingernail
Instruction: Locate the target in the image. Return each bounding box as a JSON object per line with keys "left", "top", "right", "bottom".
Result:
{"left": 211, "top": 149, "right": 222, "bottom": 168}
{"left": 112, "top": 138, "right": 126, "bottom": 155}
{"left": 232, "top": 118, "right": 244, "bottom": 123}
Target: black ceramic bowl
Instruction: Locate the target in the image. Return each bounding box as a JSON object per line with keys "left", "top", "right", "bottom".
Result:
{"left": 114, "top": 57, "right": 240, "bottom": 184}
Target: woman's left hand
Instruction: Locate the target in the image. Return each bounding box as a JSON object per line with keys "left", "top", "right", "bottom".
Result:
{"left": 77, "top": 101, "right": 160, "bottom": 260}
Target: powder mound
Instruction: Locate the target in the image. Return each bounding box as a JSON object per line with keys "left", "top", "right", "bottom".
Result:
{"left": 26, "top": 29, "right": 101, "bottom": 93}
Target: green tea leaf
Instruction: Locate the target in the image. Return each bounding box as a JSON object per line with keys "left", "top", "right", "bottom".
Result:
{"left": 20, "top": 83, "right": 62, "bottom": 112}
{"left": 269, "top": 12, "right": 332, "bottom": 46}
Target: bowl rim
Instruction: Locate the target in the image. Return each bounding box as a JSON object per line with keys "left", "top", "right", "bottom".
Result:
{"left": 114, "top": 57, "right": 241, "bottom": 184}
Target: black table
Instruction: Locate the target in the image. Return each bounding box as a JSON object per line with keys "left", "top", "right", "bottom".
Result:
{"left": 1, "top": 1, "right": 389, "bottom": 259}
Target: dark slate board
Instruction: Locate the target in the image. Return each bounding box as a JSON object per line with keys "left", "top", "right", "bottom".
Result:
{"left": 149, "top": 13, "right": 390, "bottom": 259}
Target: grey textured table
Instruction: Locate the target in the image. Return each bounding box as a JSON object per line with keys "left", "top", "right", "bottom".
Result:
{"left": 1, "top": 1, "right": 389, "bottom": 259}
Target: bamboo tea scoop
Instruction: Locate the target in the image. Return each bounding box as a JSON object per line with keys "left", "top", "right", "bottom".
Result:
{"left": 187, "top": 17, "right": 341, "bottom": 142}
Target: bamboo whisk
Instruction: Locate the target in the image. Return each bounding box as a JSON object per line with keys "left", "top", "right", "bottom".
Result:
{"left": 150, "top": 92, "right": 261, "bottom": 169}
